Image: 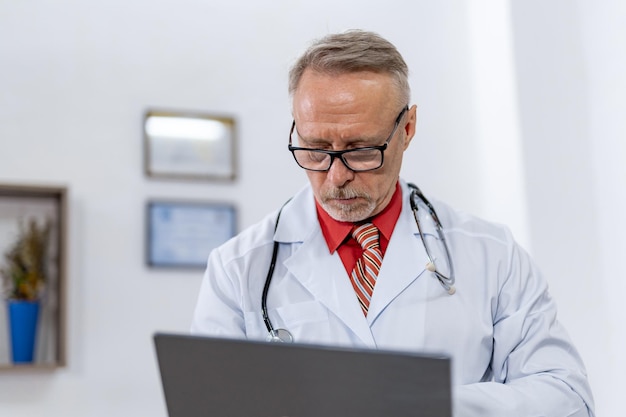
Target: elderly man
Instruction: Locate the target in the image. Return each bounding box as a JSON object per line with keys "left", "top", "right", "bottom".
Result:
{"left": 192, "top": 29, "right": 594, "bottom": 417}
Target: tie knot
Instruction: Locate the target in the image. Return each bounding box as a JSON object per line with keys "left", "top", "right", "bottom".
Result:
{"left": 352, "top": 223, "right": 380, "bottom": 250}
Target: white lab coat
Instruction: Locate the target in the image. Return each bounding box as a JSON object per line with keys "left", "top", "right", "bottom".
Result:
{"left": 192, "top": 179, "right": 594, "bottom": 417}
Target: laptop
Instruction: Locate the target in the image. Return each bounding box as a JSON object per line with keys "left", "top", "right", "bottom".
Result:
{"left": 154, "top": 333, "right": 452, "bottom": 417}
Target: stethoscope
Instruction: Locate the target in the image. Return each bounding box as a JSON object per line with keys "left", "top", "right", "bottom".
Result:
{"left": 262, "top": 183, "right": 456, "bottom": 343}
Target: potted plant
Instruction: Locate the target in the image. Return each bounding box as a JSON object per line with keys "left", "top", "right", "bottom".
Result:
{"left": 1, "top": 218, "right": 51, "bottom": 364}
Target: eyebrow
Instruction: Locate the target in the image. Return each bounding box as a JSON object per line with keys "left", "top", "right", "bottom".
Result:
{"left": 294, "top": 127, "right": 386, "bottom": 148}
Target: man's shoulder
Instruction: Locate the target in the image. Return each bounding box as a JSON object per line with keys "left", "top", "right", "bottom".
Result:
{"left": 215, "top": 184, "right": 315, "bottom": 261}
{"left": 418, "top": 194, "right": 515, "bottom": 246}
{"left": 216, "top": 211, "right": 278, "bottom": 259}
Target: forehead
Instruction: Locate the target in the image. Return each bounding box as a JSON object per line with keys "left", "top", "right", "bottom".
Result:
{"left": 292, "top": 70, "right": 400, "bottom": 128}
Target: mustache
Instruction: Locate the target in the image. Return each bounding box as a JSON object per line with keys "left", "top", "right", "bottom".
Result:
{"left": 322, "top": 187, "right": 370, "bottom": 201}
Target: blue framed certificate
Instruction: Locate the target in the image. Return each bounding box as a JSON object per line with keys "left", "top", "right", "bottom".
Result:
{"left": 146, "top": 200, "right": 236, "bottom": 268}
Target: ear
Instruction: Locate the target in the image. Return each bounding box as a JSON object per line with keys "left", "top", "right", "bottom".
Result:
{"left": 402, "top": 104, "right": 418, "bottom": 150}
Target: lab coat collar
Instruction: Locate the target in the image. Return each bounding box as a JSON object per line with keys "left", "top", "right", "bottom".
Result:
{"left": 273, "top": 185, "right": 315, "bottom": 243}
{"left": 404, "top": 180, "right": 440, "bottom": 240}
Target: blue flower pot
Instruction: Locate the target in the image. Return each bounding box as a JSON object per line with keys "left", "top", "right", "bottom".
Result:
{"left": 8, "top": 300, "right": 40, "bottom": 364}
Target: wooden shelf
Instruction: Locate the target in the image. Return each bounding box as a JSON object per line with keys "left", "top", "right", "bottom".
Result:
{"left": 0, "top": 183, "right": 68, "bottom": 369}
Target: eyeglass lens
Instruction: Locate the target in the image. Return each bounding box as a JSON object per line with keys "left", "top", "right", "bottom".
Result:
{"left": 291, "top": 148, "right": 383, "bottom": 171}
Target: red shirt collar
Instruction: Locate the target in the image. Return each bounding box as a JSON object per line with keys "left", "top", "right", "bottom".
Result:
{"left": 315, "top": 181, "right": 402, "bottom": 254}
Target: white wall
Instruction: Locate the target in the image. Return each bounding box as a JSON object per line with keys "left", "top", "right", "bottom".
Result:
{"left": 510, "top": 1, "right": 626, "bottom": 415}
{"left": 0, "top": 1, "right": 622, "bottom": 416}
{"left": 573, "top": 0, "right": 625, "bottom": 413}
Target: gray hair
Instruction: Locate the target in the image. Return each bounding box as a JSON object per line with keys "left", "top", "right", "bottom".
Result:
{"left": 288, "top": 30, "right": 410, "bottom": 107}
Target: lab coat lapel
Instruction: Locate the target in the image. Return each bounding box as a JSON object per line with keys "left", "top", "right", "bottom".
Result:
{"left": 366, "top": 187, "right": 431, "bottom": 323}
{"left": 284, "top": 230, "right": 376, "bottom": 346}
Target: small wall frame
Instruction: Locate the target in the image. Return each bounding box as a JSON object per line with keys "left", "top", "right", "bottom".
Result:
{"left": 143, "top": 109, "right": 237, "bottom": 181}
{"left": 146, "top": 200, "right": 236, "bottom": 269}
{"left": 0, "top": 183, "right": 67, "bottom": 369}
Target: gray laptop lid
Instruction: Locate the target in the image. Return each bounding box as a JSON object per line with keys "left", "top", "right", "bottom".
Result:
{"left": 154, "top": 333, "right": 452, "bottom": 417}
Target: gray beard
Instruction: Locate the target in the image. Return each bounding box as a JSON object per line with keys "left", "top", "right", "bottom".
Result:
{"left": 320, "top": 188, "right": 376, "bottom": 222}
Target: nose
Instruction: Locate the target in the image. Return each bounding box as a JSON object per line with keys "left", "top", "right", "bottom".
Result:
{"left": 326, "top": 156, "right": 355, "bottom": 187}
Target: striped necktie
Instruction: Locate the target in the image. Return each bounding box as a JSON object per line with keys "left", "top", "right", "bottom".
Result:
{"left": 350, "top": 223, "right": 383, "bottom": 316}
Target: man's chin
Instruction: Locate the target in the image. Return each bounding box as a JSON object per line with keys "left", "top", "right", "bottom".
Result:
{"left": 323, "top": 202, "right": 372, "bottom": 223}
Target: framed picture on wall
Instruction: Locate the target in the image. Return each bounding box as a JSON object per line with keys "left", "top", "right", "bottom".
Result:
{"left": 143, "top": 110, "right": 237, "bottom": 181}
{"left": 146, "top": 200, "right": 236, "bottom": 269}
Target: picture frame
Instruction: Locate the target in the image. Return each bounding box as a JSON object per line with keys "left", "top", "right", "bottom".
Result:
{"left": 143, "top": 109, "right": 237, "bottom": 181}
{"left": 146, "top": 200, "right": 236, "bottom": 269}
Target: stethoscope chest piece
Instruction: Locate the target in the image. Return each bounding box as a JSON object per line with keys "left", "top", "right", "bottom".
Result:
{"left": 266, "top": 328, "right": 294, "bottom": 343}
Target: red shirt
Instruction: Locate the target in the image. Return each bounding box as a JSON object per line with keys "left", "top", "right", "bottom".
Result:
{"left": 315, "top": 182, "right": 403, "bottom": 275}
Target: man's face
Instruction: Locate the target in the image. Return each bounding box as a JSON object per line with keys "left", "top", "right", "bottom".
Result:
{"left": 292, "top": 69, "right": 416, "bottom": 222}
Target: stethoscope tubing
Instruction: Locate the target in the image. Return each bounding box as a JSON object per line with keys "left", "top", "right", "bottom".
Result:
{"left": 408, "top": 183, "right": 456, "bottom": 294}
{"left": 261, "top": 199, "right": 290, "bottom": 338}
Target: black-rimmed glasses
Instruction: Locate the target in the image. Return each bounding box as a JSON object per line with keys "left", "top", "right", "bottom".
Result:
{"left": 288, "top": 106, "right": 408, "bottom": 172}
